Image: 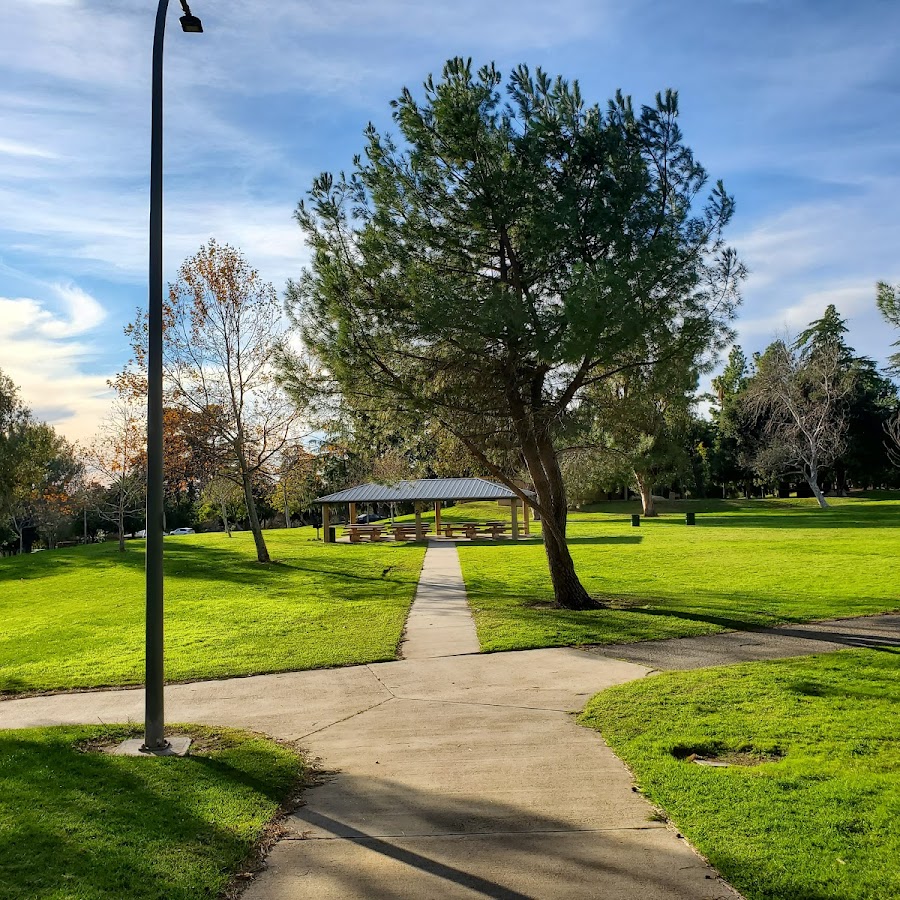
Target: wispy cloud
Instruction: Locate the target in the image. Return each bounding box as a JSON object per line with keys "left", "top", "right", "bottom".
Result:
{"left": 732, "top": 188, "right": 900, "bottom": 360}
{"left": 1, "top": 285, "right": 113, "bottom": 442}
{"left": 0, "top": 138, "right": 59, "bottom": 159}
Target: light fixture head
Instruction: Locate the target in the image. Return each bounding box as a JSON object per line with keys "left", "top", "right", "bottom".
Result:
{"left": 180, "top": 14, "right": 203, "bottom": 33}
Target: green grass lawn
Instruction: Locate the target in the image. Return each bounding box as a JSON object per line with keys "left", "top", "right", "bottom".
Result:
{"left": 0, "top": 724, "right": 304, "bottom": 900}
{"left": 0, "top": 528, "right": 425, "bottom": 694}
{"left": 449, "top": 495, "right": 900, "bottom": 650}
{"left": 579, "top": 649, "right": 900, "bottom": 900}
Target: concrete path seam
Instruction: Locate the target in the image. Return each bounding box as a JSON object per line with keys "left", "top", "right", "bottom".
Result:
{"left": 382, "top": 695, "right": 578, "bottom": 713}
{"left": 294, "top": 696, "right": 395, "bottom": 742}
{"left": 365, "top": 664, "right": 398, "bottom": 699}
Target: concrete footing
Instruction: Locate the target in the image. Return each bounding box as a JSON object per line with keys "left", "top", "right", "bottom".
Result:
{"left": 112, "top": 736, "right": 192, "bottom": 757}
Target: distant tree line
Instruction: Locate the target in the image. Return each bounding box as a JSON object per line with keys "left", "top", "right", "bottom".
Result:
{"left": 560, "top": 304, "right": 900, "bottom": 512}
{"left": 0, "top": 370, "right": 82, "bottom": 554}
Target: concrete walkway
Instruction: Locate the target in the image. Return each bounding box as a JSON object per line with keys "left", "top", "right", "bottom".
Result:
{"left": 591, "top": 613, "right": 900, "bottom": 672}
{"left": 0, "top": 653, "right": 736, "bottom": 899}
{"left": 401, "top": 540, "right": 480, "bottom": 659}
{"left": 0, "top": 540, "right": 741, "bottom": 900}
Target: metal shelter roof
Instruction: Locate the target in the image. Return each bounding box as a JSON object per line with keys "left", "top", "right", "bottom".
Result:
{"left": 314, "top": 477, "right": 532, "bottom": 504}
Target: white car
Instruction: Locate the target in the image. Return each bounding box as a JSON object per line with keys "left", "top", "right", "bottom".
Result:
{"left": 135, "top": 529, "right": 147, "bottom": 538}
{"left": 168, "top": 527, "right": 196, "bottom": 536}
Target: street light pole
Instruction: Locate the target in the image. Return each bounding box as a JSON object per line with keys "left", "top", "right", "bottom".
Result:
{"left": 143, "top": 0, "right": 203, "bottom": 753}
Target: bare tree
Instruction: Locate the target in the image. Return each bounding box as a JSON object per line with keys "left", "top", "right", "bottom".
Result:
{"left": 876, "top": 282, "right": 900, "bottom": 472}
{"left": 201, "top": 475, "right": 244, "bottom": 537}
{"left": 885, "top": 412, "right": 900, "bottom": 468}
{"left": 743, "top": 342, "right": 853, "bottom": 508}
{"left": 88, "top": 400, "right": 146, "bottom": 550}
{"left": 164, "top": 240, "right": 298, "bottom": 563}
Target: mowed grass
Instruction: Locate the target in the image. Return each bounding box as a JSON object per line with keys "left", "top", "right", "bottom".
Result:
{"left": 0, "top": 528, "right": 425, "bottom": 694}
{"left": 0, "top": 724, "right": 304, "bottom": 900}
{"left": 579, "top": 650, "right": 900, "bottom": 900}
{"left": 450, "top": 496, "right": 900, "bottom": 650}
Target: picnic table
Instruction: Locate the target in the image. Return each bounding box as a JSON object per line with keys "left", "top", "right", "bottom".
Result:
{"left": 344, "top": 524, "right": 385, "bottom": 543}
{"left": 391, "top": 523, "right": 433, "bottom": 541}
{"left": 442, "top": 521, "right": 508, "bottom": 539}
{"left": 345, "top": 523, "right": 435, "bottom": 542}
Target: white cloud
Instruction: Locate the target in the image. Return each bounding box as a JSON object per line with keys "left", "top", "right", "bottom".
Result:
{"left": 0, "top": 138, "right": 58, "bottom": 159}
{"left": 0, "top": 287, "right": 114, "bottom": 443}
{"left": 739, "top": 283, "right": 876, "bottom": 340}
{"left": 730, "top": 186, "right": 900, "bottom": 366}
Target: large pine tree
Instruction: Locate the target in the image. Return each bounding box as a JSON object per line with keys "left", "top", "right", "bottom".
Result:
{"left": 284, "top": 60, "right": 743, "bottom": 609}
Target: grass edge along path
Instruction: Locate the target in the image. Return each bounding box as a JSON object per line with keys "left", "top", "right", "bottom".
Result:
{"left": 453, "top": 496, "right": 900, "bottom": 652}
{"left": 0, "top": 723, "right": 306, "bottom": 900}
{"left": 0, "top": 528, "right": 426, "bottom": 695}
{"left": 579, "top": 649, "right": 900, "bottom": 900}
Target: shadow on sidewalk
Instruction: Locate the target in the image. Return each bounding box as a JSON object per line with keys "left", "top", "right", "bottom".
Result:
{"left": 277, "top": 773, "right": 737, "bottom": 900}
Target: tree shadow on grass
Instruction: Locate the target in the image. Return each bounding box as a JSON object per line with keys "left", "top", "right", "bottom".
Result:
{"left": 464, "top": 564, "right": 900, "bottom": 649}
{"left": 0, "top": 552, "right": 85, "bottom": 583}
{"left": 0, "top": 725, "right": 298, "bottom": 900}
{"left": 461, "top": 535, "right": 642, "bottom": 548}
{"left": 0, "top": 536, "right": 426, "bottom": 588}
{"left": 621, "top": 607, "right": 900, "bottom": 652}
{"left": 66, "top": 540, "right": 425, "bottom": 592}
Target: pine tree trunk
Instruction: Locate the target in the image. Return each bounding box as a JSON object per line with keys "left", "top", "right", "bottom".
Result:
{"left": 540, "top": 514, "right": 594, "bottom": 609}
{"left": 236, "top": 444, "right": 270, "bottom": 563}
{"left": 118, "top": 502, "right": 125, "bottom": 552}
{"left": 524, "top": 426, "right": 595, "bottom": 610}
{"left": 634, "top": 472, "right": 658, "bottom": 517}
{"left": 221, "top": 501, "right": 231, "bottom": 537}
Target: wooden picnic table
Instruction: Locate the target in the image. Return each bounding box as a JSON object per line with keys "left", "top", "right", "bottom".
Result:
{"left": 344, "top": 524, "right": 385, "bottom": 543}
{"left": 391, "top": 523, "right": 433, "bottom": 541}
{"left": 442, "top": 521, "right": 508, "bottom": 539}
{"left": 345, "top": 523, "right": 436, "bottom": 542}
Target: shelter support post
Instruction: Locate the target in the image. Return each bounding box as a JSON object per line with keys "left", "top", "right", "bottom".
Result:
{"left": 523, "top": 502, "right": 530, "bottom": 535}
{"left": 511, "top": 500, "right": 519, "bottom": 540}
{"left": 415, "top": 502, "right": 423, "bottom": 540}
{"left": 434, "top": 501, "right": 442, "bottom": 537}
{"left": 322, "top": 504, "right": 331, "bottom": 542}
{"left": 349, "top": 502, "right": 357, "bottom": 524}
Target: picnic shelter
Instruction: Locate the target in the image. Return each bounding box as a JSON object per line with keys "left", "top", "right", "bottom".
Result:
{"left": 314, "top": 477, "right": 535, "bottom": 543}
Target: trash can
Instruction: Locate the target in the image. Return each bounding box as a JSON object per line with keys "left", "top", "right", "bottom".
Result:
{"left": 328, "top": 526, "right": 337, "bottom": 543}
{"left": 631, "top": 514, "right": 640, "bottom": 527}
{"left": 685, "top": 512, "right": 696, "bottom": 526}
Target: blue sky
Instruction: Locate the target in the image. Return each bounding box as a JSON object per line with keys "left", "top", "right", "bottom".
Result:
{"left": 2, "top": 0, "right": 898, "bottom": 441}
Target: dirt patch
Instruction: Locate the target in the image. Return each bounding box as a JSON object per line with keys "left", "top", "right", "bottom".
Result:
{"left": 671, "top": 743, "right": 784, "bottom": 767}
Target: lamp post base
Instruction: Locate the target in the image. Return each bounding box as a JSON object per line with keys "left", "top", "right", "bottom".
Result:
{"left": 113, "top": 736, "right": 192, "bottom": 757}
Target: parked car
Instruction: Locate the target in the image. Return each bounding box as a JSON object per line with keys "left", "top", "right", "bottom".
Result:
{"left": 168, "top": 527, "right": 196, "bottom": 536}
{"left": 356, "top": 514, "right": 383, "bottom": 524}
{"left": 134, "top": 529, "right": 147, "bottom": 538}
